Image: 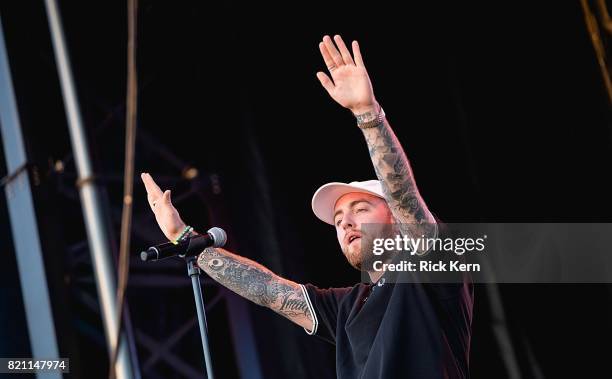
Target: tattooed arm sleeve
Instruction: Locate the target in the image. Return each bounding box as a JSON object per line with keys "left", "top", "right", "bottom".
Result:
{"left": 360, "top": 108, "right": 437, "bottom": 237}
{"left": 196, "top": 247, "right": 314, "bottom": 331}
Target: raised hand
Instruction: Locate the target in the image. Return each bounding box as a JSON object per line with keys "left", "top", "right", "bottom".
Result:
{"left": 140, "top": 173, "right": 187, "bottom": 241}
{"left": 316, "top": 35, "right": 377, "bottom": 115}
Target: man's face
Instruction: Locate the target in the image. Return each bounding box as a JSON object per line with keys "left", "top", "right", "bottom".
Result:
{"left": 333, "top": 192, "right": 394, "bottom": 270}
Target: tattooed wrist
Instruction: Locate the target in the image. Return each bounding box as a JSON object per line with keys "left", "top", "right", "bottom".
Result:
{"left": 352, "top": 103, "right": 379, "bottom": 123}
{"left": 355, "top": 110, "right": 377, "bottom": 124}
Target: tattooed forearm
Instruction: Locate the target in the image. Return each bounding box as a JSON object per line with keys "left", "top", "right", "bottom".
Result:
{"left": 278, "top": 292, "right": 310, "bottom": 317}
{"left": 197, "top": 247, "right": 313, "bottom": 322}
{"left": 360, "top": 114, "right": 436, "bottom": 233}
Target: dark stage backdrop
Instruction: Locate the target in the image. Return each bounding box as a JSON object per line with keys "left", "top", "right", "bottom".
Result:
{"left": 0, "top": 1, "right": 610, "bottom": 378}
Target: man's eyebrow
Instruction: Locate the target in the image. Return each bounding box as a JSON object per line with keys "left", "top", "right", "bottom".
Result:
{"left": 333, "top": 199, "right": 372, "bottom": 221}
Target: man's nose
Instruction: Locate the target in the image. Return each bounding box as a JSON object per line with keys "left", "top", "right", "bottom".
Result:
{"left": 341, "top": 215, "right": 355, "bottom": 230}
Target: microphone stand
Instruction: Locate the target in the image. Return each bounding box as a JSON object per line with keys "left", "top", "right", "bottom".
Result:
{"left": 142, "top": 227, "right": 227, "bottom": 378}
{"left": 186, "top": 257, "right": 215, "bottom": 379}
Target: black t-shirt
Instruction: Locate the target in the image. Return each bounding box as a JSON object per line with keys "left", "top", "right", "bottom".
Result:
{"left": 299, "top": 227, "right": 474, "bottom": 378}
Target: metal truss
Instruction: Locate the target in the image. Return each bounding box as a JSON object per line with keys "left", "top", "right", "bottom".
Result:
{"left": 53, "top": 120, "right": 261, "bottom": 378}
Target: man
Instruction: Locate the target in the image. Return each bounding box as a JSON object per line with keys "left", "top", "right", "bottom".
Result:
{"left": 141, "top": 35, "right": 473, "bottom": 378}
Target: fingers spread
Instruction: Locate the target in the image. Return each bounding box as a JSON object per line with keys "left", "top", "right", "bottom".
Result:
{"left": 319, "top": 42, "right": 336, "bottom": 73}
{"left": 333, "top": 35, "right": 354, "bottom": 65}
{"left": 323, "top": 35, "right": 344, "bottom": 68}
{"left": 352, "top": 40, "right": 365, "bottom": 67}
{"left": 316, "top": 72, "right": 335, "bottom": 94}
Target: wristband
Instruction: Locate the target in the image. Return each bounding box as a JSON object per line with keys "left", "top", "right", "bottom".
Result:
{"left": 172, "top": 225, "right": 194, "bottom": 245}
{"left": 356, "top": 106, "right": 385, "bottom": 129}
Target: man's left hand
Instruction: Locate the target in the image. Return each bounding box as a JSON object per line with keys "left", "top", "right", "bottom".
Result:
{"left": 316, "top": 35, "right": 378, "bottom": 116}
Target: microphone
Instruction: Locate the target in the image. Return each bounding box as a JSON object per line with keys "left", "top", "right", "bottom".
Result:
{"left": 140, "top": 227, "right": 227, "bottom": 262}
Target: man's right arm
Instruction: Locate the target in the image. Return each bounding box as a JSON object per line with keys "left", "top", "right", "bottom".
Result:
{"left": 139, "top": 172, "right": 314, "bottom": 331}
{"left": 196, "top": 247, "right": 315, "bottom": 332}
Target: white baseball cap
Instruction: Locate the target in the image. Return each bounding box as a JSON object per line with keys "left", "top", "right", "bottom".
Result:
{"left": 311, "top": 180, "right": 385, "bottom": 225}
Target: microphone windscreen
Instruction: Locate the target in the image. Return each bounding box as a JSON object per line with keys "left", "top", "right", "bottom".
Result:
{"left": 208, "top": 227, "right": 227, "bottom": 247}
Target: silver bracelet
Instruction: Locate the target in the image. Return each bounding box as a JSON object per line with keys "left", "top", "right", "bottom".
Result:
{"left": 356, "top": 106, "right": 386, "bottom": 129}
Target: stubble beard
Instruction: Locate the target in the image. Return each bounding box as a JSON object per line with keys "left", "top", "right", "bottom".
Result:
{"left": 343, "top": 242, "right": 363, "bottom": 270}
{"left": 342, "top": 224, "right": 399, "bottom": 272}
{"left": 342, "top": 234, "right": 378, "bottom": 271}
